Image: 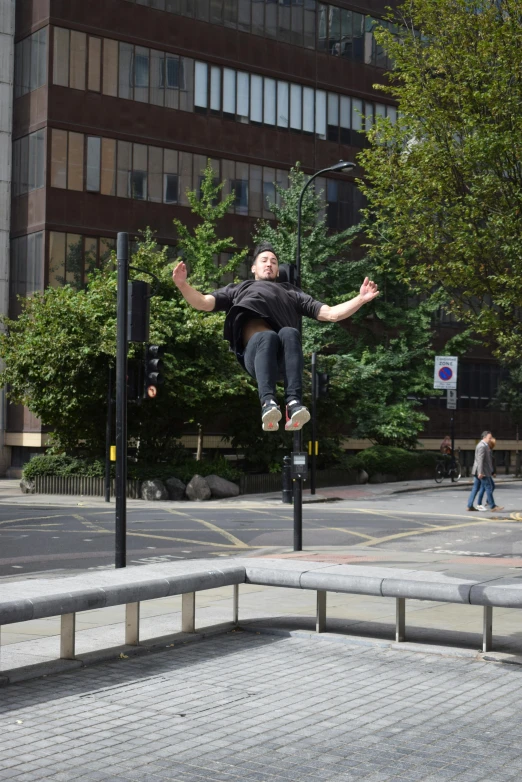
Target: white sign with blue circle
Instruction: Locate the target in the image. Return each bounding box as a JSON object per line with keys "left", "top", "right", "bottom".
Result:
{"left": 434, "top": 356, "right": 458, "bottom": 390}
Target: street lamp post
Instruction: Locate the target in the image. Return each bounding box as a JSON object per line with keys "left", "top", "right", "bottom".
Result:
{"left": 293, "top": 160, "right": 355, "bottom": 552}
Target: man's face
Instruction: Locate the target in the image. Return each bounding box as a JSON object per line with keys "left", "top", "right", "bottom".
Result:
{"left": 252, "top": 251, "right": 278, "bottom": 281}
{"left": 483, "top": 433, "right": 493, "bottom": 445}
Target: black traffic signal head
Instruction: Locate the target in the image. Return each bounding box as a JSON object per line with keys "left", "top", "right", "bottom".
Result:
{"left": 145, "top": 344, "right": 165, "bottom": 398}
{"left": 316, "top": 372, "right": 330, "bottom": 399}
{"left": 278, "top": 263, "right": 297, "bottom": 286}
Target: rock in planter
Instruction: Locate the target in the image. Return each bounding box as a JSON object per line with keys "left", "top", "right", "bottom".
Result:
{"left": 205, "top": 474, "right": 239, "bottom": 499}
{"left": 165, "top": 477, "right": 186, "bottom": 501}
{"left": 141, "top": 479, "right": 168, "bottom": 501}
{"left": 356, "top": 469, "right": 369, "bottom": 485}
{"left": 20, "top": 478, "right": 35, "bottom": 494}
{"left": 185, "top": 474, "right": 211, "bottom": 501}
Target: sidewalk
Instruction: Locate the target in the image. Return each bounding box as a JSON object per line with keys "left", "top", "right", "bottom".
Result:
{"left": 4, "top": 628, "right": 522, "bottom": 782}
{"left": 0, "top": 475, "right": 520, "bottom": 509}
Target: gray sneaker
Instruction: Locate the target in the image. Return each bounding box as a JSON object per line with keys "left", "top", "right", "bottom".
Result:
{"left": 285, "top": 402, "right": 311, "bottom": 432}
{"left": 262, "top": 401, "right": 282, "bottom": 432}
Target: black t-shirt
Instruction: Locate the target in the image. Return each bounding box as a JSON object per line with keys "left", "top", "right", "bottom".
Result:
{"left": 210, "top": 280, "right": 325, "bottom": 365}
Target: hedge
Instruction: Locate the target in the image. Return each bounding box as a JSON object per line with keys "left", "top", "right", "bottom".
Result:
{"left": 346, "top": 445, "right": 439, "bottom": 479}
{"left": 23, "top": 454, "right": 241, "bottom": 484}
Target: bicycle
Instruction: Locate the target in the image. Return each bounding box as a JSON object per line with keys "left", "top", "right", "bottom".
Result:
{"left": 435, "top": 457, "right": 462, "bottom": 483}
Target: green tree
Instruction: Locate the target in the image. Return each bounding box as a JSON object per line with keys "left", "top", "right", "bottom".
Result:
{"left": 359, "top": 0, "right": 522, "bottom": 359}
{"left": 0, "top": 165, "right": 251, "bottom": 458}
{"left": 491, "top": 364, "right": 522, "bottom": 474}
{"left": 241, "top": 166, "right": 436, "bottom": 455}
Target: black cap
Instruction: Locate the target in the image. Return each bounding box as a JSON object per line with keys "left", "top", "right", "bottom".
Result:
{"left": 252, "top": 242, "right": 278, "bottom": 264}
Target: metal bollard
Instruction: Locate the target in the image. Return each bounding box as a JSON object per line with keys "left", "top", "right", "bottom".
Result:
{"left": 282, "top": 455, "right": 293, "bottom": 504}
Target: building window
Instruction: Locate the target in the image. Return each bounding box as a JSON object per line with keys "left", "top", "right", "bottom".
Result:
{"left": 148, "top": 145, "right": 163, "bottom": 202}
{"left": 117, "top": 141, "right": 132, "bottom": 198}
{"left": 119, "top": 0, "right": 395, "bottom": 66}
{"left": 134, "top": 46, "right": 150, "bottom": 102}
{"left": 277, "top": 81, "right": 289, "bottom": 128}
{"left": 132, "top": 144, "right": 148, "bottom": 200}
{"left": 210, "top": 65, "right": 221, "bottom": 113}
{"left": 51, "top": 29, "right": 397, "bottom": 135}
{"left": 68, "top": 132, "right": 84, "bottom": 191}
{"left": 87, "top": 36, "right": 102, "bottom": 92}
{"left": 86, "top": 137, "right": 101, "bottom": 192}
{"left": 223, "top": 68, "right": 236, "bottom": 118}
{"left": 262, "top": 167, "right": 276, "bottom": 217}
{"left": 50, "top": 129, "right": 68, "bottom": 189}
{"left": 69, "top": 31, "right": 87, "bottom": 90}
{"left": 263, "top": 78, "right": 276, "bottom": 126}
{"left": 9, "top": 233, "right": 44, "bottom": 317}
{"left": 49, "top": 233, "right": 117, "bottom": 290}
{"left": 15, "top": 28, "right": 47, "bottom": 98}
{"left": 250, "top": 74, "right": 263, "bottom": 124}
{"left": 12, "top": 130, "right": 45, "bottom": 197}
{"left": 195, "top": 61, "right": 208, "bottom": 110}
{"left": 102, "top": 39, "right": 118, "bottom": 96}
{"left": 164, "top": 149, "right": 179, "bottom": 203}
{"left": 290, "top": 83, "right": 302, "bottom": 130}
{"left": 101, "top": 138, "right": 117, "bottom": 196}
{"left": 38, "top": 127, "right": 366, "bottom": 228}
{"left": 232, "top": 162, "right": 249, "bottom": 214}
{"left": 119, "top": 42, "right": 134, "bottom": 99}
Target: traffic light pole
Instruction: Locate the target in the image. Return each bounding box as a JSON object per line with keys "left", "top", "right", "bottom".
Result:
{"left": 293, "top": 162, "right": 355, "bottom": 552}
{"left": 115, "top": 232, "right": 129, "bottom": 568}
{"left": 104, "top": 364, "right": 113, "bottom": 503}
{"left": 311, "top": 352, "right": 317, "bottom": 495}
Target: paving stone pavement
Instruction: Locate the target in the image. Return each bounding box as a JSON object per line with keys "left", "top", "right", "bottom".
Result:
{"left": 2, "top": 630, "right": 522, "bottom": 782}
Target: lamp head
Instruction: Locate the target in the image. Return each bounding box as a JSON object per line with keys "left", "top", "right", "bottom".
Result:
{"left": 330, "top": 160, "right": 356, "bottom": 172}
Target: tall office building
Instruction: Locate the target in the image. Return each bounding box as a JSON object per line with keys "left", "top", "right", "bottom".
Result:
{"left": 6, "top": 0, "right": 513, "bottom": 474}
{"left": 7, "top": 0, "right": 396, "bottom": 471}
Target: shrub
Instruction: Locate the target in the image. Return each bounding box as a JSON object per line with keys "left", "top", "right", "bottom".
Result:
{"left": 23, "top": 454, "right": 106, "bottom": 479}
{"left": 23, "top": 452, "right": 241, "bottom": 485}
{"left": 345, "top": 445, "right": 439, "bottom": 479}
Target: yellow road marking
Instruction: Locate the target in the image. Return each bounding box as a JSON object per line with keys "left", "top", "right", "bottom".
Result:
{"left": 166, "top": 510, "right": 249, "bottom": 549}
{"left": 323, "top": 508, "right": 502, "bottom": 521}
{"left": 321, "top": 527, "right": 378, "bottom": 542}
{"left": 127, "top": 531, "right": 257, "bottom": 549}
{"left": 360, "top": 516, "right": 521, "bottom": 547}
{"left": 0, "top": 514, "right": 71, "bottom": 526}
{"left": 325, "top": 508, "right": 442, "bottom": 529}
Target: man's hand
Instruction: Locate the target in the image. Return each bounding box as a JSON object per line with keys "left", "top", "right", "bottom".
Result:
{"left": 478, "top": 474, "right": 485, "bottom": 479}
{"left": 172, "top": 261, "right": 187, "bottom": 288}
{"left": 359, "top": 277, "right": 380, "bottom": 303}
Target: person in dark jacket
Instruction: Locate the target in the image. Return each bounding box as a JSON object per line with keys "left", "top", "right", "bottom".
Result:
{"left": 172, "top": 242, "right": 379, "bottom": 432}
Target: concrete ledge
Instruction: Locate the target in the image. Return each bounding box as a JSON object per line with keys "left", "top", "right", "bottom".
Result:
{"left": 470, "top": 577, "right": 522, "bottom": 607}
{"left": 300, "top": 565, "right": 392, "bottom": 596}
{"left": 4, "top": 557, "right": 522, "bottom": 684}
{"left": 0, "top": 562, "right": 246, "bottom": 624}
{"left": 381, "top": 571, "right": 479, "bottom": 604}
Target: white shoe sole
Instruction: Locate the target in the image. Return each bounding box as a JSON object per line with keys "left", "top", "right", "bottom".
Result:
{"left": 262, "top": 407, "right": 282, "bottom": 432}
{"left": 285, "top": 407, "right": 311, "bottom": 431}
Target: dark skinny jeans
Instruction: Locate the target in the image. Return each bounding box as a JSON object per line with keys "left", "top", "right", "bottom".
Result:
{"left": 243, "top": 327, "right": 303, "bottom": 407}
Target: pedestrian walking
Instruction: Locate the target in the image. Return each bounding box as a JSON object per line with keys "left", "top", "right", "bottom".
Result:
{"left": 477, "top": 437, "right": 500, "bottom": 510}
{"left": 172, "top": 242, "right": 379, "bottom": 432}
{"left": 467, "top": 431, "right": 503, "bottom": 512}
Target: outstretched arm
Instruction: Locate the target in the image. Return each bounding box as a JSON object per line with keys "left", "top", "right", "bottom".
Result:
{"left": 317, "top": 277, "right": 379, "bottom": 323}
{"left": 172, "top": 261, "right": 216, "bottom": 312}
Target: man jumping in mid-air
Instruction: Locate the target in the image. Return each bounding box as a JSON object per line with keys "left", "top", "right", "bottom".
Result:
{"left": 172, "top": 242, "right": 379, "bottom": 432}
